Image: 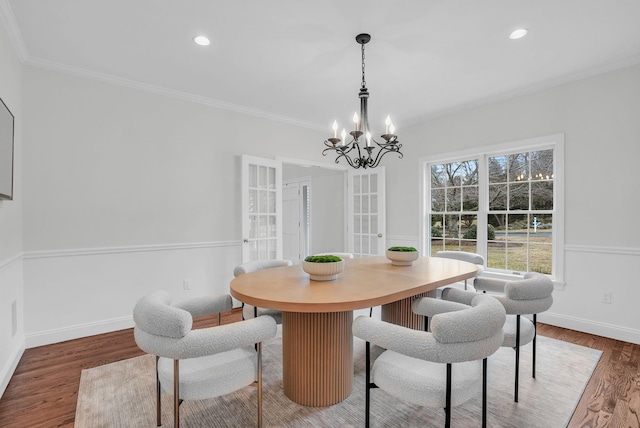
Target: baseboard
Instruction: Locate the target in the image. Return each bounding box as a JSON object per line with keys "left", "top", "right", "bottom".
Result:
{"left": 25, "top": 316, "right": 135, "bottom": 349}
{"left": 539, "top": 311, "right": 640, "bottom": 345}
{"left": 0, "top": 338, "right": 25, "bottom": 398}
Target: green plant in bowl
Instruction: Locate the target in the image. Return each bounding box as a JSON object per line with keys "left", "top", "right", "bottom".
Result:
{"left": 302, "top": 255, "right": 345, "bottom": 281}
{"left": 386, "top": 247, "right": 419, "bottom": 265}
{"left": 387, "top": 246, "right": 417, "bottom": 252}
{"left": 304, "top": 255, "right": 343, "bottom": 263}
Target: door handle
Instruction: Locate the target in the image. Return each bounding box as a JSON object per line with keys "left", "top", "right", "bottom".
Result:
{"left": 378, "top": 233, "right": 383, "bottom": 238}
{"left": 243, "top": 238, "right": 249, "bottom": 243}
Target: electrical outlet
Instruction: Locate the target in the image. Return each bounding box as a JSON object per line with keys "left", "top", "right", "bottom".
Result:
{"left": 601, "top": 292, "right": 612, "bottom": 304}
{"left": 183, "top": 279, "right": 191, "bottom": 290}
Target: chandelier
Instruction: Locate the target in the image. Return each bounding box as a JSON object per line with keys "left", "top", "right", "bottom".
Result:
{"left": 322, "top": 33, "right": 402, "bottom": 169}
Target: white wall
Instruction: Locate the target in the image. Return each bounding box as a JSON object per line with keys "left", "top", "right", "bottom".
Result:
{"left": 385, "top": 63, "right": 640, "bottom": 344}
{"left": 0, "top": 20, "right": 24, "bottom": 396}
{"left": 20, "top": 66, "right": 327, "bottom": 347}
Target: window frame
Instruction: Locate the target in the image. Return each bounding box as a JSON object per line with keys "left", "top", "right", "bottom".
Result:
{"left": 419, "top": 134, "right": 565, "bottom": 284}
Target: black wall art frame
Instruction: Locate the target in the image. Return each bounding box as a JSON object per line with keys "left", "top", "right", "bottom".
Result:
{"left": 0, "top": 96, "right": 14, "bottom": 200}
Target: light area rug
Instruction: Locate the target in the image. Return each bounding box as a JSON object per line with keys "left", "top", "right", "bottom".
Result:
{"left": 75, "top": 330, "right": 601, "bottom": 427}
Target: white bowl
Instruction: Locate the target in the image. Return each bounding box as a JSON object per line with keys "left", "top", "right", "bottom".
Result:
{"left": 386, "top": 250, "right": 419, "bottom": 266}
{"left": 302, "top": 260, "right": 345, "bottom": 281}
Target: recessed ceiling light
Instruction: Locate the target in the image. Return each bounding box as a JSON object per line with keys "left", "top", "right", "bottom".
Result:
{"left": 509, "top": 28, "right": 528, "bottom": 40}
{"left": 193, "top": 35, "right": 210, "bottom": 46}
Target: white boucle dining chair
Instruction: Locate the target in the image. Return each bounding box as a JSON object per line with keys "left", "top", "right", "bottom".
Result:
{"left": 233, "top": 259, "right": 292, "bottom": 323}
{"left": 434, "top": 250, "right": 485, "bottom": 290}
{"left": 133, "top": 291, "right": 277, "bottom": 428}
{"left": 446, "top": 271, "right": 554, "bottom": 402}
{"left": 353, "top": 293, "right": 505, "bottom": 428}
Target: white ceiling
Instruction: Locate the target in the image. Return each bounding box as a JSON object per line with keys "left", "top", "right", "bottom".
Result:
{"left": 3, "top": 0, "right": 640, "bottom": 132}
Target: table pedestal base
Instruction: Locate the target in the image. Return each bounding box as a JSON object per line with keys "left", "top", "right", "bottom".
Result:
{"left": 282, "top": 311, "right": 353, "bottom": 406}
{"left": 381, "top": 290, "right": 437, "bottom": 330}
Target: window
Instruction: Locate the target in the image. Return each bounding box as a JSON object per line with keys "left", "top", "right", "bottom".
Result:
{"left": 421, "top": 134, "right": 564, "bottom": 281}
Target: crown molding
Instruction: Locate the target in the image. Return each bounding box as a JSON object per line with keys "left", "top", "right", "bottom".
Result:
{"left": 23, "top": 55, "right": 325, "bottom": 131}
{"left": 404, "top": 54, "right": 640, "bottom": 127}
{"left": 0, "top": 0, "right": 28, "bottom": 61}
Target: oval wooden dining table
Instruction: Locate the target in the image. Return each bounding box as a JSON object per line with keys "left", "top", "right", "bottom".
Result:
{"left": 230, "top": 255, "right": 478, "bottom": 407}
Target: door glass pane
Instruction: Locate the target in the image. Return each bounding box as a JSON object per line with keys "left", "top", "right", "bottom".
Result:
{"left": 354, "top": 215, "right": 361, "bottom": 233}
{"left": 268, "top": 215, "right": 276, "bottom": 237}
{"left": 362, "top": 235, "right": 370, "bottom": 255}
{"left": 354, "top": 194, "right": 361, "bottom": 214}
{"left": 249, "top": 241, "right": 258, "bottom": 260}
{"left": 259, "top": 190, "right": 267, "bottom": 213}
{"left": 370, "top": 174, "right": 377, "bottom": 193}
{"left": 370, "top": 194, "right": 378, "bottom": 214}
{"left": 370, "top": 215, "right": 377, "bottom": 235}
{"left": 362, "top": 215, "right": 370, "bottom": 234}
{"left": 268, "top": 166, "right": 276, "bottom": 190}
{"left": 259, "top": 239, "right": 267, "bottom": 260}
{"left": 249, "top": 165, "right": 257, "bottom": 188}
{"left": 362, "top": 195, "right": 369, "bottom": 214}
{"left": 249, "top": 189, "right": 257, "bottom": 213}
{"left": 363, "top": 175, "right": 369, "bottom": 194}
{"left": 259, "top": 166, "right": 267, "bottom": 189}
{"left": 268, "top": 190, "right": 276, "bottom": 213}
{"left": 353, "top": 175, "right": 361, "bottom": 194}
{"left": 249, "top": 215, "right": 257, "bottom": 238}
{"left": 259, "top": 215, "right": 267, "bottom": 238}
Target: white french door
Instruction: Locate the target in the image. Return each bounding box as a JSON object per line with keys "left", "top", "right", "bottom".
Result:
{"left": 241, "top": 155, "right": 282, "bottom": 262}
{"left": 347, "top": 168, "right": 386, "bottom": 256}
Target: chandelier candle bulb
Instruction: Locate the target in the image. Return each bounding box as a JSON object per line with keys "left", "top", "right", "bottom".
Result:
{"left": 332, "top": 120, "right": 338, "bottom": 138}
{"left": 385, "top": 116, "right": 391, "bottom": 134}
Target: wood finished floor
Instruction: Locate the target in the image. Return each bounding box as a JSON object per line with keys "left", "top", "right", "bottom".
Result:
{"left": 0, "top": 309, "right": 638, "bottom": 428}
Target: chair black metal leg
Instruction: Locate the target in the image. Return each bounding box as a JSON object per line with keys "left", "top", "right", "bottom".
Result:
{"left": 424, "top": 316, "right": 429, "bottom": 332}
{"left": 156, "top": 356, "right": 161, "bottom": 427}
{"left": 445, "top": 363, "right": 452, "bottom": 428}
{"left": 482, "top": 358, "right": 487, "bottom": 428}
{"left": 257, "top": 342, "right": 263, "bottom": 428}
{"left": 365, "top": 341, "right": 371, "bottom": 428}
{"left": 533, "top": 314, "right": 537, "bottom": 379}
{"left": 173, "top": 359, "right": 180, "bottom": 428}
{"left": 515, "top": 315, "right": 521, "bottom": 403}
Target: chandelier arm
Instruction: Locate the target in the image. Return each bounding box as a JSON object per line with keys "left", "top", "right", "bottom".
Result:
{"left": 336, "top": 150, "right": 358, "bottom": 168}
{"left": 368, "top": 145, "right": 404, "bottom": 169}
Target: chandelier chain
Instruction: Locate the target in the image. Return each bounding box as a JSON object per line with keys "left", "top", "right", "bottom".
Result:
{"left": 361, "top": 42, "right": 366, "bottom": 89}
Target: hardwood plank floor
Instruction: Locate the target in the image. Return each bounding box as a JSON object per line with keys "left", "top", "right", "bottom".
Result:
{"left": 0, "top": 312, "right": 637, "bottom": 427}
